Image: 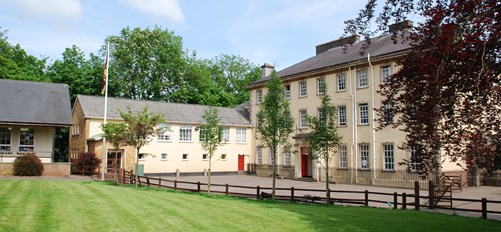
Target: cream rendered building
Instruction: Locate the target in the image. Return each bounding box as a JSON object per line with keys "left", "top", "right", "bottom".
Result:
{"left": 70, "top": 95, "right": 252, "bottom": 176}
{"left": 248, "top": 22, "right": 464, "bottom": 187}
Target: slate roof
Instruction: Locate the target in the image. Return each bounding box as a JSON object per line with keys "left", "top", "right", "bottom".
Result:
{"left": 76, "top": 95, "right": 251, "bottom": 126}
{"left": 0, "top": 79, "right": 72, "bottom": 126}
{"left": 249, "top": 33, "right": 411, "bottom": 87}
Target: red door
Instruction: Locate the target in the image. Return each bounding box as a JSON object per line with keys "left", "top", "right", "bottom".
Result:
{"left": 238, "top": 154, "right": 245, "bottom": 171}
{"left": 301, "top": 147, "right": 309, "bottom": 177}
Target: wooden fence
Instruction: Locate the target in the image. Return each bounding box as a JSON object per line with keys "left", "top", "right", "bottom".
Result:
{"left": 122, "top": 170, "right": 501, "bottom": 220}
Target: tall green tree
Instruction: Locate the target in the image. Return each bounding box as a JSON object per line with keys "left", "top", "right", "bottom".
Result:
{"left": 201, "top": 107, "right": 224, "bottom": 194}
{"left": 106, "top": 26, "right": 186, "bottom": 101}
{"left": 101, "top": 122, "right": 128, "bottom": 184}
{"left": 346, "top": 0, "right": 500, "bottom": 175}
{"left": 0, "top": 28, "right": 47, "bottom": 81}
{"left": 102, "top": 107, "right": 164, "bottom": 183}
{"left": 307, "top": 84, "right": 342, "bottom": 203}
{"left": 256, "top": 72, "right": 294, "bottom": 200}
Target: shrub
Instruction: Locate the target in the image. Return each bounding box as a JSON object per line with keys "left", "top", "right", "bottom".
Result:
{"left": 73, "top": 152, "right": 101, "bottom": 175}
{"left": 13, "top": 154, "right": 44, "bottom": 176}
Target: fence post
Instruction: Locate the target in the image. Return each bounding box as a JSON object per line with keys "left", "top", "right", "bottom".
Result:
{"left": 364, "top": 190, "right": 369, "bottom": 207}
{"left": 174, "top": 180, "right": 177, "bottom": 190}
{"left": 158, "top": 178, "right": 162, "bottom": 188}
{"left": 146, "top": 177, "right": 150, "bottom": 187}
{"left": 428, "top": 180, "right": 434, "bottom": 209}
{"left": 414, "top": 181, "right": 420, "bottom": 211}
{"left": 393, "top": 192, "right": 398, "bottom": 209}
{"left": 402, "top": 193, "right": 407, "bottom": 209}
{"left": 291, "top": 187, "right": 295, "bottom": 202}
{"left": 482, "top": 198, "right": 487, "bottom": 219}
{"left": 257, "top": 186, "right": 260, "bottom": 199}
{"left": 197, "top": 181, "right": 201, "bottom": 192}
{"left": 225, "top": 184, "right": 229, "bottom": 196}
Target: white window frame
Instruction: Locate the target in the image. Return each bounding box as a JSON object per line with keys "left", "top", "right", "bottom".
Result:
{"left": 358, "top": 69, "right": 368, "bottom": 88}
{"left": 338, "top": 105, "right": 347, "bottom": 126}
{"left": 221, "top": 127, "right": 230, "bottom": 143}
{"left": 270, "top": 149, "right": 275, "bottom": 166}
{"left": 257, "top": 147, "right": 262, "bottom": 165}
{"left": 284, "top": 84, "right": 291, "bottom": 99}
{"left": 256, "top": 89, "right": 263, "bottom": 104}
{"left": 299, "top": 109, "right": 308, "bottom": 128}
{"left": 284, "top": 146, "right": 291, "bottom": 167}
{"left": 337, "top": 73, "right": 346, "bottom": 91}
{"left": 0, "top": 127, "right": 12, "bottom": 152}
{"left": 317, "top": 77, "right": 326, "bottom": 95}
{"left": 381, "top": 65, "right": 392, "bottom": 84}
{"left": 409, "top": 144, "right": 421, "bottom": 172}
{"left": 161, "top": 153, "right": 168, "bottom": 161}
{"left": 182, "top": 153, "right": 189, "bottom": 161}
{"left": 338, "top": 144, "right": 347, "bottom": 168}
{"left": 19, "top": 128, "right": 34, "bottom": 152}
{"left": 359, "top": 144, "right": 369, "bottom": 169}
{"left": 202, "top": 153, "right": 208, "bottom": 160}
{"left": 236, "top": 128, "right": 247, "bottom": 143}
{"left": 138, "top": 153, "right": 146, "bottom": 161}
{"left": 382, "top": 101, "right": 393, "bottom": 124}
{"left": 179, "top": 125, "right": 192, "bottom": 142}
{"left": 198, "top": 127, "right": 207, "bottom": 142}
{"left": 299, "top": 80, "right": 307, "bottom": 97}
{"left": 384, "top": 143, "right": 394, "bottom": 170}
{"left": 157, "top": 123, "right": 171, "bottom": 141}
{"left": 359, "top": 103, "right": 369, "bottom": 125}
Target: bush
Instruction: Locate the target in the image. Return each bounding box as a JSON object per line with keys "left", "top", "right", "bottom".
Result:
{"left": 13, "top": 154, "right": 44, "bottom": 176}
{"left": 73, "top": 152, "right": 101, "bottom": 175}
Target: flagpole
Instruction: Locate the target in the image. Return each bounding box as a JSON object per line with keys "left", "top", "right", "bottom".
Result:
{"left": 101, "top": 42, "right": 110, "bottom": 181}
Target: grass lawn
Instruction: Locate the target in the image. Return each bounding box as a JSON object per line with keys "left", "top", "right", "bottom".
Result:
{"left": 0, "top": 180, "right": 499, "bottom": 232}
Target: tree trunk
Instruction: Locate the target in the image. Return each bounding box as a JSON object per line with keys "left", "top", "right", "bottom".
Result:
{"left": 135, "top": 147, "right": 139, "bottom": 188}
{"left": 272, "top": 147, "right": 277, "bottom": 200}
{"left": 208, "top": 156, "right": 212, "bottom": 195}
{"left": 326, "top": 159, "right": 330, "bottom": 204}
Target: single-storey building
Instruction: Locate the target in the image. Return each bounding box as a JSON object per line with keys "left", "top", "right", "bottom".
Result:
{"left": 0, "top": 79, "right": 72, "bottom": 176}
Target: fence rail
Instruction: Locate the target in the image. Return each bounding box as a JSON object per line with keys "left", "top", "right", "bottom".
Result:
{"left": 122, "top": 170, "right": 500, "bottom": 220}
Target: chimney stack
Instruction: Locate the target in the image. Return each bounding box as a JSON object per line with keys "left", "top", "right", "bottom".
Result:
{"left": 388, "top": 20, "right": 414, "bottom": 33}
{"left": 261, "top": 63, "right": 275, "bottom": 79}
{"left": 315, "top": 35, "right": 360, "bottom": 55}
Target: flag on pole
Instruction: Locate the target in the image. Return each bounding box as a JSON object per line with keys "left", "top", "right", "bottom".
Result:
{"left": 101, "top": 50, "right": 109, "bottom": 95}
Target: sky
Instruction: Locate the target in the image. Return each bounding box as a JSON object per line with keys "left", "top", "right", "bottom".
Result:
{"left": 0, "top": 0, "right": 367, "bottom": 70}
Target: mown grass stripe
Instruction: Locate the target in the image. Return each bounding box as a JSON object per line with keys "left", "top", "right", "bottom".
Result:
{"left": 0, "top": 180, "right": 499, "bottom": 232}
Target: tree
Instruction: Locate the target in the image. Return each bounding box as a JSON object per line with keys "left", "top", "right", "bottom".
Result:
{"left": 256, "top": 72, "right": 294, "bottom": 200}
{"left": 201, "top": 107, "right": 224, "bottom": 194}
{"left": 106, "top": 26, "right": 186, "bottom": 101}
{"left": 101, "top": 122, "right": 128, "bottom": 183}
{"left": 346, "top": 0, "right": 500, "bottom": 176}
{"left": 102, "top": 107, "right": 164, "bottom": 184}
{"left": 307, "top": 84, "right": 342, "bottom": 203}
{"left": 0, "top": 28, "right": 47, "bottom": 81}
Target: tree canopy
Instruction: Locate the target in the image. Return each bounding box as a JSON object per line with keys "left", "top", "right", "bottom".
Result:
{"left": 346, "top": 0, "right": 500, "bottom": 174}
{"left": 256, "top": 72, "right": 294, "bottom": 199}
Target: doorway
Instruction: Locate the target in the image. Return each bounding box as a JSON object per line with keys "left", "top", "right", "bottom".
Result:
{"left": 301, "top": 147, "right": 311, "bottom": 177}
{"left": 107, "top": 150, "right": 122, "bottom": 173}
{"left": 238, "top": 154, "right": 245, "bottom": 172}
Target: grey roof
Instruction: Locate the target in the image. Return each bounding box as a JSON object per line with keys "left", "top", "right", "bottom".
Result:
{"left": 250, "top": 33, "right": 411, "bottom": 86}
{"left": 76, "top": 95, "right": 251, "bottom": 126}
{"left": 0, "top": 79, "right": 72, "bottom": 126}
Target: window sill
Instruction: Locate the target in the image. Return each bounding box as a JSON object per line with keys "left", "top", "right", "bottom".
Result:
{"left": 298, "top": 95, "right": 307, "bottom": 98}
{"left": 337, "top": 125, "right": 348, "bottom": 127}
{"left": 236, "top": 142, "right": 247, "bottom": 144}
{"left": 358, "top": 169, "right": 370, "bottom": 171}
{"left": 178, "top": 141, "right": 193, "bottom": 143}
{"left": 358, "top": 124, "right": 370, "bottom": 126}
{"left": 336, "top": 89, "right": 347, "bottom": 93}
{"left": 157, "top": 140, "right": 172, "bottom": 143}
{"left": 382, "top": 169, "right": 395, "bottom": 172}
{"left": 357, "top": 86, "right": 369, "bottom": 89}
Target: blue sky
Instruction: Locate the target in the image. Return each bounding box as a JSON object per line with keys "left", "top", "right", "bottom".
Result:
{"left": 0, "top": 0, "right": 366, "bottom": 70}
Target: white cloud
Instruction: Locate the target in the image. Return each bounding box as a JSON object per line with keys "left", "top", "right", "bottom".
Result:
{"left": 120, "top": 0, "right": 185, "bottom": 24}
{"left": 7, "top": 0, "right": 82, "bottom": 20}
